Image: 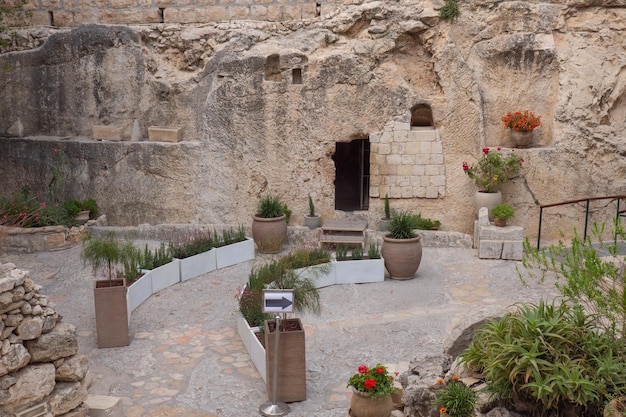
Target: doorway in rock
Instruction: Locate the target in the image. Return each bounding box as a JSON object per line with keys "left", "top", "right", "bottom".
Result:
{"left": 332, "top": 139, "right": 370, "bottom": 211}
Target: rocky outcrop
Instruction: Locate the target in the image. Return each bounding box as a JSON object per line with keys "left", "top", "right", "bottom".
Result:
{"left": 0, "top": 263, "right": 89, "bottom": 416}
{"left": 0, "top": 0, "right": 624, "bottom": 241}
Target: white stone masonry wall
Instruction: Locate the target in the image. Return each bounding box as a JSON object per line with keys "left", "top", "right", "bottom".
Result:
{"left": 0, "top": 263, "right": 89, "bottom": 417}
{"left": 370, "top": 121, "right": 446, "bottom": 200}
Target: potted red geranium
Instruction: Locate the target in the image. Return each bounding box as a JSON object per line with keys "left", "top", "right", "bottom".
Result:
{"left": 501, "top": 110, "right": 542, "bottom": 148}
{"left": 347, "top": 363, "right": 398, "bottom": 417}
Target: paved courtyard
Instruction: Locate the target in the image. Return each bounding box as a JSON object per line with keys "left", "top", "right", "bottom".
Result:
{"left": 1, "top": 235, "right": 558, "bottom": 417}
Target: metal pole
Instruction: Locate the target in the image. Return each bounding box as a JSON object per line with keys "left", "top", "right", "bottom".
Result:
{"left": 537, "top": 207, "right": 543, "bottom": 250}
{"left": 583, "top": 199, "right": 590, "bottom": 241}
{"left": 259, "top": 315, "right": 290, "bottom": 416}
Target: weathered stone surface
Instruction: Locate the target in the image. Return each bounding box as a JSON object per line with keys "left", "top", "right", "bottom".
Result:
{"left": 0, "top": 343, "right": 31, "bottom": 377}
{"left": 49, "top": 380, "right": 89, "bottom": 415}
{"left": 55, "top": 355, "right": 89, "bottom": 382}
{"left": 59, "top": 403, "right": 90, "bottom": 417}
{"left": 25, "top": 322, "right": 78, "bottom": 362}
{"left": 16, "top": 315, "right": 44, "bottom": 340}
{"left": 0, "top": 363, "right": 55, "bottom": 412}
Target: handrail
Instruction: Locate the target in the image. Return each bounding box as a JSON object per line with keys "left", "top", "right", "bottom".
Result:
{"left": 537, "top": 195, "right": 626, "bottom": 249}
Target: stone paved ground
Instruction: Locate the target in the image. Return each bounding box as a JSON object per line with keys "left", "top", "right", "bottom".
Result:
{"left": 0, "top": 236, "right": 559, "bottom": 417}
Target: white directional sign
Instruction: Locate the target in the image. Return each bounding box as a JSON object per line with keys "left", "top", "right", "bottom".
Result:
{"left": 262, "top": 289, "right": 294, "bottom": 313}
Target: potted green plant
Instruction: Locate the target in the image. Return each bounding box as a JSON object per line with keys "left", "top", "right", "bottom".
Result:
{"left": 304, "top": 194, "right": 321, "bottom": 230}
{"left": 379, "top": 193, "right": 392, "bottom": 232}
{"left": 502, "top": 110, "right": 542, "bottom": 148}
{"left": 381, "top": 211, "right": 423, "bottom": 280}
{"left": 462, "top": 147, "right": 523, "bottom": 219}
{"left": 81, "top": 232, "right": 134, "bottom": 348}
{"left": 347, "top": 363, "right": 398, "bottom": 417}
{"left": 491, "top": 203, "right": 514, "bottom": 227}
{"left": 251, "top": 193, "right": 289, "bottom": 254}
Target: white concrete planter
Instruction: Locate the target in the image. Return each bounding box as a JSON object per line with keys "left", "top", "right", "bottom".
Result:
{"left": 334, "top": 258, "right": 385, "bottom": 284}
{"left": 236, "top": 315, "right": 266, "bottom": 382}
{"left": 216, "top": 238, "right": 255, "bottom": 269}
{"left": 294, "top": 262, "right": 336, "bottom": 289}
{"left": 178, "top": 249, "right": 217, "bottom": 281}
{"left": 127, "top": 273, "right": 153, "bottom": 313}
{"left": 147, "top": 259, "right": 181, "bottom": 294}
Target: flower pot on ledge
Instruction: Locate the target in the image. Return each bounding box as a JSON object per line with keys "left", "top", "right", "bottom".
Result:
{"left": 510, "top": 129, "right": 534, "bottom": 148}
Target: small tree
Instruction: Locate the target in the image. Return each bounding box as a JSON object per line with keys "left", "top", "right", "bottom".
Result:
{"left": 81, "top": 232, "right": 135, "bottom": 284}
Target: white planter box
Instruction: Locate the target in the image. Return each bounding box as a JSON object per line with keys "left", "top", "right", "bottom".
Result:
{"left": 127, "top": 273, "right": 153, "bottom": 312}
{"left": 294, "top": 262, "right": 336, "bottom": 289}
{"left": 216, "top": 238, "right": 255, "bottom": 269}
{"left": 236, "top": 315, "right": 266, "bottom": 382}
{"left": 335, "top": 258, "right": 385, "bottom": 284}
{"left": 178, "top": 249, "right": 217, "bottom": 281}
{"left": 148, "top": 259, "right": 181, "bottom": 294}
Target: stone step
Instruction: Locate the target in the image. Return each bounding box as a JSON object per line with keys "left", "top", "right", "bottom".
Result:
{"left": 321, "top": 219, "right": 367, "bottom": 232}
{"left": 319, "top": 235, "right": 365, "bottom": 245}
{"left": 85, "top": 395, "right": 122, "bottom": 417}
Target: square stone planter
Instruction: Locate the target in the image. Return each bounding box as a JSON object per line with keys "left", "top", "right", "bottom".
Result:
{"left": 335, "top": 258, "right": 385, "bottom": 284}
{"left": 94, "top": 279, "right": 129, "bottom": 348}
{"left": 264, "top": 318, "right": 306, "bottom": 403}
{"left": 178, "top": 249, "right": 217, "bottom": 281}
{"left": 215, "top": 238, "right": 255, "bottom": 269}
{"left": 147, "top": 259, "right": 180, "bottom": 294}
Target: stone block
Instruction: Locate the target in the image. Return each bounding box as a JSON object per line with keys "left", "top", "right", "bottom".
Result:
{"left": 84, "top": 394, "right": 122, "bottom": 417}
{"left": 206, "top": 6, "right": 227, "bottom": 20}
{"left": 478, "top": 240, "right": 503, "bottom": 259}
{"left": 147, "top": 126, "right": 182, "bottom": 142}
{"left": 92, "top": 126, "right": 123, "bottom": 141}
{"left": 478, "top": 225, "right": 524, "bottom": 241}
{"left": 502, "top": 241, "right": 524, "bottom": 260}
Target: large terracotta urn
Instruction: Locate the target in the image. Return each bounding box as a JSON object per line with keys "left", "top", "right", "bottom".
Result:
{"left": 251, "top": 214, "right": 287, "bottom": 254}
{"left": 381, "top": 235, "right": 423, "bottom": 280}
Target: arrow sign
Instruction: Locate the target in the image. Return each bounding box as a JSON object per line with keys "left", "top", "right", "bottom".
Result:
{"left": 262, "top": 289, "right": 294, "bottom": 313}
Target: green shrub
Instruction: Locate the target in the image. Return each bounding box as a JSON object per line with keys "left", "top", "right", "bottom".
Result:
{"left": 437, "top": 0, "right": 460, "bottom": 22}
{"left": 257, "top": 194, "right": 285, "bottom": 218}
{"left": 383, "top": 193, "right": 391, "bottom": 220}
{"left": 433, "top": 379, "right": 476, "bottom": 417}
{"left": 336, "top": 245, "right": 348, "bottom": 261}
{"left": 388, "top": 211, "right": 420, "bottom": 239}
{"left": 367, "top": 242, "right": 381, "bottom": 259}
{"left": 459, "top": 300, "right": 626, "bottom": 415}
{"left": 62, "top": 199, "right": 82, "bottom": 217}
{"left": 308, "top": 194, "right": 315, "bottom": 217}
{"left": 81, "top": 198, "right": 99, "bottom": 217}
{"left": 350, "top": 246, "right": 363, "bottom": 260}
{"left": 492, "top": 204, "right": 514, "bottom": 221}
{"left": 414, "top": 214, "right": 442, "bottom": 230}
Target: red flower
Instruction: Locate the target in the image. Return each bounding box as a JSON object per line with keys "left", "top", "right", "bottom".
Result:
{"left": 358, "top": 365, "right": 368, "bottom": 374}
{"left": 497, "top": 147, "right": 501, "bottom": 151}
{"left": 364, "top": 379, "right": 376, "bottom": 390}
{"left": 482, "top": 148, "right": 490, "bottom": 154}
{"left": 376, "top": 367, "right": 384, "bottom": 374}
{"left": 462, "top": 162, "right": 469, "bottom": 171}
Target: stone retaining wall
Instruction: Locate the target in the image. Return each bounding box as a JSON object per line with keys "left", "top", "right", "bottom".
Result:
{"left": 0, "top": 224, "right": 90, "bottom": 254}
{"left": 0, "top": 263, "right": 89, "bottom": 417}
{"left": 11, "top": 0, "right": 347, "bottom": 27}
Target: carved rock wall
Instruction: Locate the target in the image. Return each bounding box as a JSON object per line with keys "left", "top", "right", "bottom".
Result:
{"left": 0, "top": 0, "right": 625, "bottom": 241}
{"left": 0, "top": 263, "right": 89, "bottom": 417}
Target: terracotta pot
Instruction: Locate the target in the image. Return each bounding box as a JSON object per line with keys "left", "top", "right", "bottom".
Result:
{"left": 474, "top": 191, "right": 502, "bottom": 220}
{"left": 494, "top": 218, "right": 507, "bottom": 227}
{"left": 349, "top": 389, "right": 393, "bottom": 417}
{"left": 251, "top": 214, "right": 287, "bottom": 254}
{"left": 510, "top": 129, "right": 534, "bottom": 148}
{"left": 75, "top": 210, "right": 90, "bottom": 224}
{"left": 381, "top": 235, "right": 422, "bottom": 280}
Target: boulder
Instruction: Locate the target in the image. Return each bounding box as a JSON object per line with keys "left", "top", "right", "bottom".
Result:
{"left": 0, "top": 363, "right": 55, "bottom": 413}
{"left": 25, "top": 322, "right": 78, "bottom": 362}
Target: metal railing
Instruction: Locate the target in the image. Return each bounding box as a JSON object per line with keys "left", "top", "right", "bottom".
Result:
{"left": 536, "top": 195, "right": 626, "bottom": 249}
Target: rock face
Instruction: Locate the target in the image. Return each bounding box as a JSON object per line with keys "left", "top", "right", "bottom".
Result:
{"left": 0, "top": 263, "right": 89, "bottom": 416}
{"left": 0, "top": 1, "right": 625, "bottom": 241}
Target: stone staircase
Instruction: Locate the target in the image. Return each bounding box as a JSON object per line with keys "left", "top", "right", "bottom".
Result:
{"left": 319, "top": 219, "right": 367, "bottom": 248}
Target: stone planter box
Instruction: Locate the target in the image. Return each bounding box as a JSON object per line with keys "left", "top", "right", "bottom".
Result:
{"left": 146, "top": 259, "right": 180, "bottom": 294}
{"left": 236, "top": 315, "right": 266, "bottom": 382}
{"left": 178, "top": 249, "right": 217, "bottom": 281}
{"left": 127, "top": 273, "right": 153, "bottom": 313}
{"left": 334, "top": 258, "right": 385, "bottom": 284}
{"left": 216, "top": 238, "right": 255, "bottom": 269}
{"left": 294, "top": 263, "right": 336, "bottom": 289}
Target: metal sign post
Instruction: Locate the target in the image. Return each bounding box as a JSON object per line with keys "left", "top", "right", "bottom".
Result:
{"left": 259, "top": 290, "right": 293, "bottom": 417}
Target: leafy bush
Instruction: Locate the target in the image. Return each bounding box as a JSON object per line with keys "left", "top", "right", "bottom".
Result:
{"left": 492, "top": 204, "right": 514, "bottom": 221}
{"left": 388, "top": 211, "right": 420, "bottom": 239}
{"left": 433, "top": 378, "right": 476, "bottom": 417}
{"left": 460, "top": 300, "right": 626, "bottom": 415}
{"left": 257, "top": 194, "right": 285, "bottom": 218}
